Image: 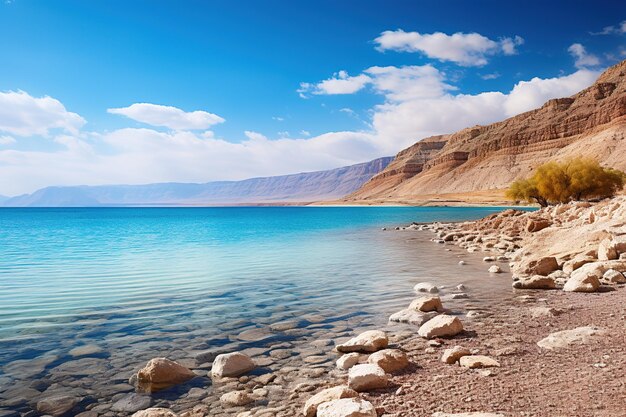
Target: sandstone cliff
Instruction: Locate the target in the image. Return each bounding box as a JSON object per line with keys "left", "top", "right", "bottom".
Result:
{"left": 348, "top": 60, "right": 626, "bottom": 204}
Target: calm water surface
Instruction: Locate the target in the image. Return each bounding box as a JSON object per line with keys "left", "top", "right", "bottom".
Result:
{"left": 0, "top": 206, "right": 521, "bottom": 414}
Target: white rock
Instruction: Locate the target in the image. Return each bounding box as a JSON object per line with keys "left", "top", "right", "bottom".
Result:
{"left": 488, "top": 265, "right": 502, "bottom": 273}
{"left": 302, "top": 386, "right": 359, "bottom": 417}
{"left": 418, "top": 315, "right": 464, "bottom": 339}
{"left": 441, "top": 346, "right": 470, "bottom": 364}
{"left": 132, "top": 408, "right": 178, "bottom": 417}
{"left": 347, "top": 364, "right": 388, "bottom": 392}
{"left": 336, "top": 353, "right": 360, "bottom": 370}
{"left": 512, "top": 275, "right": 556, "bottom": 290}
{"left": 389, "top": 309, "right": 437, "bottom": 326}
{"left": 414, "top": 282, "right": 439, "bottom": 293}
{"left": 317, "top": 398, "right": 377, "bottom": 417}
{"left": 409, "top": 296, "right": 443, "bottom": 313}
{"left": 367, "top": 349, "right": 409, "bottom": 373}
{"left": 537, "top": 326, "right": 606, "bottom": 350}
{"left": 563, "top": 267, "right": 601, "bottom": 293}
{"left": 336, "top": 330, "right": 388, "bottom": 353}
{"left": 458, "top": 355, "right": 500, "bottom": 369}
{"left": 211, "top": 352, "right": 256, "bottom": 378}
{"left": 220, "top": 391, "right": 254, "bottom": 407}
{"left": 598, "top": 238, "right": 619, "bottom": 261}
{"left": 603, "top": 269, "right": 626, "bottom": 284}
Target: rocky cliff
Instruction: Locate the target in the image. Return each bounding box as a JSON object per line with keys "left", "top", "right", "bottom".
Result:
{"left": 2, "top": 157, "right": 392, "bottom": 207}
{"left": 348, "top": 60, "right": 626, "bottom": 204}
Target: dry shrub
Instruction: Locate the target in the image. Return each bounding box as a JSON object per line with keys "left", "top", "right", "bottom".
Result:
{"left": 507, "top": 158, "right": 625, "bottom": 206}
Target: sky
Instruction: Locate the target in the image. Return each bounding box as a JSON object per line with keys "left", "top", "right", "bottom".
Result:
{"left": 0, "top": 0, "right": 625, "bottom": 196}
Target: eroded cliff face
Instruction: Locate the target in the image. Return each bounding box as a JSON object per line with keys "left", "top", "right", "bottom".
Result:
{"left": 349, "top": 60, "right": 626, "bottom": 202}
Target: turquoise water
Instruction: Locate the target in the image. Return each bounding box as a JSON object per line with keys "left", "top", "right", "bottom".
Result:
{"left": 0, "top": 206, "right": 520, "bottom": 414}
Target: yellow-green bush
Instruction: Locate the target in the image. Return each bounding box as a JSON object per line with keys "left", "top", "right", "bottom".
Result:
{"left": 507, "top": 158, "right": 625, "bottom": 206}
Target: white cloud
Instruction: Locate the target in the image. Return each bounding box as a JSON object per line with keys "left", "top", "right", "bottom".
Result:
{"left": 298, "top": 71, "right": 371, "bottom": 96}
{"left": 481, "top": 72, "right": 501, "bottom": 80}
{"left": 107, "top": 103, "right": 225, "bottom": 130}
{"left": 568, "top": 43, "right": 601, "bottom": 69}
{"left": 0, "top": 90, "right": 85, "bottom": 137}
{"left": 374, "top": 30, "right": 524, "bottom": 66}
{"left": 300, "top": 130, "right": 311, "bottom": 137}
{"left": 591, "top": 20, "right": 626, "bottom": 35}
{"left": 272, "top": 116, "right": 284, "bottom": 121}
{"left": 299, "top": 65, "right": 453, "bottom": 101}
{"left": 0, "top": 135, "right": 16, "bottom": 145}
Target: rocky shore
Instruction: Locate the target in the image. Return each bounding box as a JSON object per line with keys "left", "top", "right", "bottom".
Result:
{"left": 4, "top": 198, "right": 626, "bottom": 417}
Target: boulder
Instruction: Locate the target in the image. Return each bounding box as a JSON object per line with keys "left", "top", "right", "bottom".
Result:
{"left": 36, "top": 396, "right": 79, "bottom": 417}
{"left": 136, "top": 358, "right": 195, "bottom": 391}
{"left": 441, "top": 346, "right": 471, "bottom": 364}
{"left": 459, "top": 355, "right": 500, "bottom": 369}
{"left": 302, "top": 386, "right": 359, "bottom": 417}
{"left": 602, "top": 269, "right": 626, "bottom": 284}
{"left": 537, "top": 326, "right": 606, "bottom": 350}
{"left": 512, "top": 275, "right": 556, "bottom": 290}
{"left": 414, "top": 282, "right": 439, "bottom": 293}
{"left": 389, "top": 309, "right": 438, "bottom": 326}
{"left": 521, "top": 256, "right": 559, "bottom": 276}
{"left": 526, "top": 218, "right": 551, "bottom": 233}
{"left": 418, "top": 315, "right": 463, "bottom": 339}
{"left": 598, "top": 238, "right": 618, "bottom": 261}
{"left": 317, "top": 398, "right": 377, "bottom": 417}
{"left": 367, "top": 349, "right": 409, "bottom": 373}
{"left": 211, "top": 352, "right": 256, "bottom": 378}
{"left": 563, "top": 268, "right": 601, "bottom": 293}
{"left": 336, "top": 353, "right": 360, "bottom": 370}
{"left": 132, "top": 409, "right": 178, "bottom": 417}
{"left": 336, "top": 330, "right": 388, "bottom": 353}
{"left": 563, "top": 255, "right": 595, "bottom": 274}
{"left": 488, "top": 265, "right": 502, "bottom": 273}
{"left": 220, "top": 391, "right": 254, "bottom": 407}
{"left": 347, "top": 364, "right": 388, "bottom": 391}
{"left": 409, "top": 296, "right": 443, "bottom": 313}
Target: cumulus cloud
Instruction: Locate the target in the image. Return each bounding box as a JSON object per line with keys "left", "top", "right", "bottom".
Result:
{"left": 0, "top": 90, "right": 85, "bottom": 137}
{"left": 107, "top": 103, "right": 225, "bottom": 130}
{"left": 568, "top": 43, "right": 601, "bottom": 69}
{"left": 298, "top": 65, "right": 454, "bottom": 101}
{"left": 298, "top": 70, "right": 372, "bottom": 96}
{"left": 374, "top": 30, "right": 524, "bottom": 66}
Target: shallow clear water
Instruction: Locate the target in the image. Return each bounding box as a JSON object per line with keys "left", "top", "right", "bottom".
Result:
{"left": 0, "top": 206, "right": 521, "bottom": 414}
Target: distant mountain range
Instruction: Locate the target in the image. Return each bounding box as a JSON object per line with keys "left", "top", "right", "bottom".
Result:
{"left": 1, "top": 157, "right": 392, "bottom": 207}
{"left": 348, "top": 59, "right": 626, "bottom": 204}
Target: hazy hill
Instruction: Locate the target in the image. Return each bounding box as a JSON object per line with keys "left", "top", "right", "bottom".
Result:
{"left": 2, "top": 157, "right": 392, "bottom": 207}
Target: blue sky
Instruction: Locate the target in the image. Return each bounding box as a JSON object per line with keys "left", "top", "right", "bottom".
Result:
{"left": 0, "top": 0, "right": 624, "bottom": 195}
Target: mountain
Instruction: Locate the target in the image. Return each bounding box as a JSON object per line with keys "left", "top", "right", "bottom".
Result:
{"left": 0, "top": 195, "right": 8, "bottom": 204}
{"left": 347, "top": 60, "right": 626, "bottom": 204}
{"left": 2, "top": 157, "right": 393, "bottom": 207}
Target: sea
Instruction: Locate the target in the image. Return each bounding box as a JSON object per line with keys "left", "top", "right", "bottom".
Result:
{"left": 0, "top": 206, "right": 528, "bottom": 415}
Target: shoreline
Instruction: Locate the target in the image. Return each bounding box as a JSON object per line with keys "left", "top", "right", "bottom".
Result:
{"left": 2, "top": 200, "right": 625, "bottom": 417}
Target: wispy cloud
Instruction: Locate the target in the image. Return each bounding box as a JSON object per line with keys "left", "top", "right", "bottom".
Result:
{"left": 590, "top": 20, "right": 626, "bottom": 35}
{"left": 568, "top": 43, "right": 601, "bottom": 68}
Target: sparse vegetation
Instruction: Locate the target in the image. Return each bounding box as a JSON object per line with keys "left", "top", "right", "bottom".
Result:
{"left": 507, "top": 158, "right": 625, "bottom": 206}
